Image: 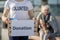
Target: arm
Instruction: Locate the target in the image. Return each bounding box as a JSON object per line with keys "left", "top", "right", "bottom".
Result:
{"left": 28, "top": 1, "right": 34, "bottom": 19}
{"left": 2, "top": 8, "right": 10, "bottom": 24}
{"left": 28, "top": 9, "right": 34, "bottom": 19}
{"left": 49, "top": 14, "right": 59, "bottom": 33}
{"left": 2, "top": 8, "right": 11, "bottom": 36}
{"left": 52, "top": 17, "right": 59, "bottom": 33}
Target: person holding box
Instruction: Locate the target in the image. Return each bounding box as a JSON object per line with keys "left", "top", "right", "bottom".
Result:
{"left": 2, "top": 0, "right": 34, "bottom": 40}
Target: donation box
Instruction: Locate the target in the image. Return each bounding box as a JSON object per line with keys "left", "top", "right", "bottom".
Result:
{"left": 11, "top": 20, "right": 34, "bottom": 36}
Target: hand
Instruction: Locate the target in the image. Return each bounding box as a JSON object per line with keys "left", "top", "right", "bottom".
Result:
{"left": 5, "top": 19, "right": 10, "bottom": 24}
{"left": 2, "top": 17, "right": 10, "bottom": 24}
{"left": 33, "top": 17, "right": 37, "bottom": 24}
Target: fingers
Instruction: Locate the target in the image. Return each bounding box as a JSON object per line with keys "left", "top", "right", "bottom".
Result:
{"left": 5, "top": 19, "right": 10, "bottom": 24}
{"left": 8, "top": 26, "right": 11, "bottom": 36}
{"left": 33, "top": 17, "right": 37, "bottom": 20}
{"left": 8, "top": 30, "right": 11, "bottom": 36}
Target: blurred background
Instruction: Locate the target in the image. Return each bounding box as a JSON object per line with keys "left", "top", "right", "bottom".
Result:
{"left": 0, "top": 0, "right": 60, "bottom": 40}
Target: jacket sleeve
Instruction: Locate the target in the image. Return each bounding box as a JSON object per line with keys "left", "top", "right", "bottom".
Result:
{"left": 49, "top": 14, "right": 59, "bottom": 33}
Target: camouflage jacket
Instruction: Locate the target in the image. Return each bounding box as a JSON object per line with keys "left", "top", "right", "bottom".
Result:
{"left": 37, "top": 12, "right": 59, "bottom": 33}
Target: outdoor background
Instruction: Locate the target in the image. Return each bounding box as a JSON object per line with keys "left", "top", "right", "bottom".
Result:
{"left": 0, "top": 0, "right": 60, "bottom": 40}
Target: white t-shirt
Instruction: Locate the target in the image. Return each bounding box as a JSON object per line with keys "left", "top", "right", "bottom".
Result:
{"left": 4, "top": 0, "right": 33, "bottom": 20}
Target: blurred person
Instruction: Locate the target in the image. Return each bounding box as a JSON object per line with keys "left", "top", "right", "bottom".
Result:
{"left": 37, "top": 4, "right": 59, "bottom": 40}
{"left": 37, "top": 4, "right": 59, "bottom": 33}
{"left": 2, "top": 0, "right": 34, "bottom": 40}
